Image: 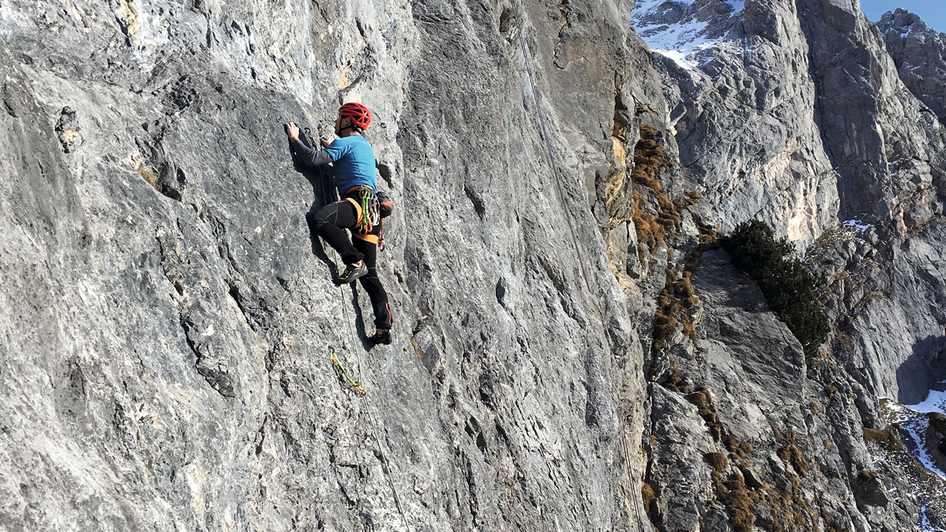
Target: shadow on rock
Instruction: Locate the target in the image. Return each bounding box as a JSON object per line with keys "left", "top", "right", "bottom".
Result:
{"left": 897, "top": 335, "right": 946, "bottom": 405}
{"left": 286, "top": 136, "right": 337, "bottom": 272}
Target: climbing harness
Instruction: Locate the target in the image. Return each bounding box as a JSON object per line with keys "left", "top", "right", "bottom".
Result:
{"left": 342, "top": 185, "right": 390, "bottom": 250}
{"left": 304, "top": 123, "right": 392, "bottom": 251}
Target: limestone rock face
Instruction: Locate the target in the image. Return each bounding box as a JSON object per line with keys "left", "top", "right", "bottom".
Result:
{"left": 0, "top": 0, "right": 652, "bottom": 530}
{"left": 2, "top": 0, "right": 946, "bottom": 531}
{"left": 634, "top": 0, "right": 840, "bottom": 246}
{"left": 635, "top": 0, "right": 946, "bottom": 529}
{"left": 878, "top": 9, "right": 946, "bottom": 125}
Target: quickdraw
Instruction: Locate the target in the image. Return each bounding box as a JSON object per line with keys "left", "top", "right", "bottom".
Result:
{"left": 355, "top": 187, "right": 381, "bottom": 234}
{"left": 326, "top": 246, "right": 410, "bottom": 530}
{"left": 330, "top": 347, "right": 366, "bottom": 395}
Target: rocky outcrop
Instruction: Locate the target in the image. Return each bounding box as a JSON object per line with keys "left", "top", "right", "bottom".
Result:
{"left": 647, "top": 248, "right": 877, "bottom": 531}
{"left": 634, "top": 0, "right": 840, "bottom": 246}
{"left": 636, "top": 0, "right": 946, "bottom": 529}
{"left": 0, "top": 0, "right": 652, "bottom": 530}
{"left": 878, "top": 9, "right": 946, "bottom": 125}
{"left": 2, "top": 0, "right": 946, "bottom": 531}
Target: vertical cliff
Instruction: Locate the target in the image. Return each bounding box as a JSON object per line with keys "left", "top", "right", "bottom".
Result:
{"left": 1, "top": 0, "right": 945, "bottom": 531}
{"left": 0, "top": 0, "right": 655, "bottom": 530}
{"left": 635, "top": 0, "right": 946, "bottom": 530}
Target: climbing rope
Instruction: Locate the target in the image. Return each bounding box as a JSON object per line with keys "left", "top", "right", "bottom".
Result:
{"left": 312, "top": 154, "right": 412, "bottom": 531}
{"left": 331, "top": 256, "right": 412, "bottom": 532}
{"left": 620, "top": 420, "right": 650, "bottom": 532}
{"left": 330, "top": 347, "right": 366, "bottom": 395}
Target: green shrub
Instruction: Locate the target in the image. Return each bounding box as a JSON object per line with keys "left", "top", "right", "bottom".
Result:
{"left": 721, "top": 220, "right": 830, "bottom": 361}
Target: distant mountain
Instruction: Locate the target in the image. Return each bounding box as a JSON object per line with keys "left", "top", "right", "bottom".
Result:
{"left": 877, "top": 8, "right": 946, "bottom": 124}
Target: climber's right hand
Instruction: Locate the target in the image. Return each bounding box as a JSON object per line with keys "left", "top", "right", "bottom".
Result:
{"left": 284, "top": 122, "right": 300, "bottom": 142}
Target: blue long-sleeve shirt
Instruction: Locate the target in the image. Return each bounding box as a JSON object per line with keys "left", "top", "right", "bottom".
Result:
{"left": 293, "top": 135, "right": 377, "bottom": 198}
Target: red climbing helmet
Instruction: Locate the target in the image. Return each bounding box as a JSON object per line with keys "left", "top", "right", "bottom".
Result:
{"left": 338, "top": 102, "right": 371, "bottom": 131}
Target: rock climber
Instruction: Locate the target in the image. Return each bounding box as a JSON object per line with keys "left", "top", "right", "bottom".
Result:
{"left": 284, "top": 102, "right": 392, "bottom": 345}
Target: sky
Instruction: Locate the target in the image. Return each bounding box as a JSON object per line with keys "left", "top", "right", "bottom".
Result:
{"left": 859, "top": 0, "right": 946, "bottom": 33}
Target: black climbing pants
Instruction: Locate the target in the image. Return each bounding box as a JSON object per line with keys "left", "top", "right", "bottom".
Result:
{"left": 308, "top": 199, "right": 363, "bottom": 265}
{"left": 307, "top": 200, "right": 392, "bottom": 331}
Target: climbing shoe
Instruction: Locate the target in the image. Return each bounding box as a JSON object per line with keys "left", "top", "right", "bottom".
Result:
{"left": 370, "top": 329, "right": 391, "bottom": 345}
{"left": 334, "top": 261, "right": 367, "bottom": 284}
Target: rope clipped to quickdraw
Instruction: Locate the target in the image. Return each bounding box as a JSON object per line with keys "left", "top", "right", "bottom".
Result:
{"left": 330, "top": 347, "right": 366, "bottom": 395}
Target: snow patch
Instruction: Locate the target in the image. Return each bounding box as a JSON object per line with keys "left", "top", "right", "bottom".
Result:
{"left": 843, "top": 219, "right": 871, "bottom": 233}
{"left": 920, "top": 504, "right": 946, "bottom": 532}
{"left": 888, "top": 401, "right": 946, "bottom": 480}
{"left": 909, "top": 387, "right": 946, "bottom": 415}
{"left": 632, "top": 0, "right": 743, "bottom": 71}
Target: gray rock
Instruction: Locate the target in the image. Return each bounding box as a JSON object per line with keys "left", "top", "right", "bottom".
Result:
{"left": 633, "top": 0, "right": 946, "bottom": 527}
{"left": 878, "top": 9, "right": 946, "bottom": 125}
{"left": 1, "top": 1, "right": 652, "bottom": 530}
{"left": 2, "top": 0, "right": 946, "bottom": 530}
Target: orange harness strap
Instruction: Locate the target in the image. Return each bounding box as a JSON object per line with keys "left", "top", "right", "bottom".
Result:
{"left": 344, "top": 197, "right": 380, "bottom": 245}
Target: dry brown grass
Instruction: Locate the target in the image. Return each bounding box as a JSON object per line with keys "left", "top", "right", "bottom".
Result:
{"left": 652, "top": 222, "right": 713, "bottom": 353}
{"left": 641, "top": 482, "right": 657, "bottom": 516}
{"left": 686, "top": 385, "right": 722, "bottom": 442}
{"left": 727, "top": 439, "right": 754, "bottom": 464}
{"left": 862, "top": 427, "right": 900, "bottom": 446}
{"left": 687, "top": 389, "right": 711, "bottom": 409}
{"left": 706, "top": 452, "right": 729, "bottom": 472}
{"left": 656, "top": 192, "right": 681, "bottom": 230}
{"left": 662, "top": 357, "right": 687, "bottom": 393}
{"left": 632, "top": 189, "right": 663, "bottom": 252}
{"left": 653, "top": 291, "right": 681, "bottom": 352}
{"left": 653, "top": 263, "right": 701, "bottom": 351}
{"left": 683, "top": 189, "right": 702, "bottom": 206}
{"left": 630, "top": 126, "right": 667, "bottom": 192}
{"left": 630, "top": 125, "right": 681, "bottom": 254}
{"left": 137, "top": 165, "right": 157, "bottom": 187}
{"left": 697, "top": 228, "right": 719, "bottom": 251}
{"left": 721, "top": 474, "right": 756, "bottom": 532}
{"left": 778, "top": 441, "right": 809, "bottom": 477}
{"left": 701, "top": 420, "right": 826, "bottom": 532}
{"left": 835, "top": 330, "right": 854, "bottom": 350}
